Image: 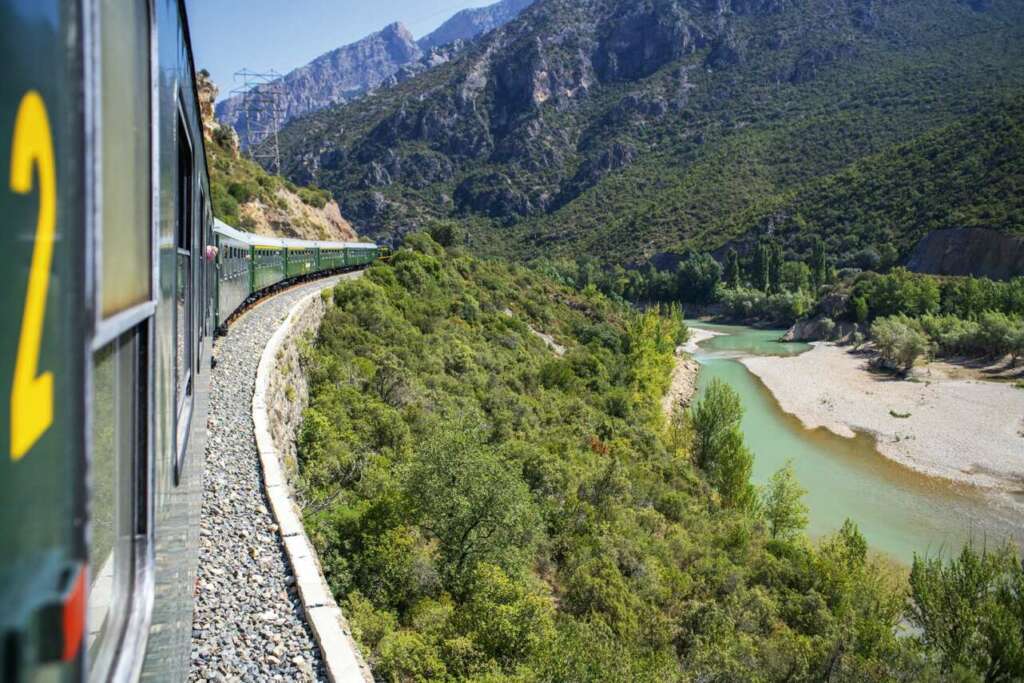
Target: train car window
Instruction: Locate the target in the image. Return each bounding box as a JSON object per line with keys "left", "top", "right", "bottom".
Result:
{"left": 98, "top": 0, "right": 151, "bottom": 320}
{"left": 86, "top": 1, "right": 154, "bottom": 679}
{"left": 175, "top": 114, "right": 193, "bottom": 417}
{"left": 87, "top": 329, "right": 146, "bottom": 677}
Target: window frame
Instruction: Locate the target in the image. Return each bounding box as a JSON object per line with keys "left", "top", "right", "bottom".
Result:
{"left": 173, "top": 98, "right": 197, "bottom": 485}
{"left": 83, "top": 0, "right": 158, "bottom": 680}
{"left": 90, "top": 1, "right": 159, "bottom": 351}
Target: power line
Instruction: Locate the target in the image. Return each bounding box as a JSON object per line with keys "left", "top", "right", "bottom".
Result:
{"left": 231, "top": 69, "right": 285, "bottom": 174}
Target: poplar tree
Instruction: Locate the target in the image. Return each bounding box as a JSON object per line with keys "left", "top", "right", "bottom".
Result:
{"left": 724, "top": 248, "right": 741, "bottom": 289}
{"left": 811, "top": 237, "right": 828, "bottom": 289}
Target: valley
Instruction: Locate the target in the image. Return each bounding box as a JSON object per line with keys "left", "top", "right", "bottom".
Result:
{"left": 191, "top": 0, "right": 1024, "bottom": 678}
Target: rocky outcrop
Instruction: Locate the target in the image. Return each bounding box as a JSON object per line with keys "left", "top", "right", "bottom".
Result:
{"left": 215, "top": 1, "right": 535, "bottom": 149}
{"left": 418, "top": 0, "right": 534, "bottom": 51}
{"left": 907, "top": 228, "right": 1024, "bottom": 281}
{"left": 238, "top": 190, "right": 358, "bottom": 243}
{"left": 197, "top": 70, "right": 240, "bottom": 154}
{"left": 783, "top": 315, "right": 859, "bottom": 343}
{"left": 217, "top": 23, "right": 423, "bottom": 148}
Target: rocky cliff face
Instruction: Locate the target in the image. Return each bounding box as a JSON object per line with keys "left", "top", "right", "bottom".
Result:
{"left": 216, "top": 23, "right": 421, "bottom": 149}
{"left": 907, "top": 229, "right": 1024, "bottom": 281}
{"left": 272, "top": 0, "right": 1024, "bottom": 264}
{"left": 214, "top": 1, "right": 535, "bottom": 150}
{"left": 418, "top": 0, "right": 534, "bottom": 51}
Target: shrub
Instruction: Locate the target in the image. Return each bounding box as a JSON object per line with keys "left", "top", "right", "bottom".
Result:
{"left": 871, "top": 316, "right": 931, "bottom": 373}
{"left": 297, "top": 185, "right": 331, "bottom": 208}
{"left": 227, "top": 178, "right": 260, "bottom": 204}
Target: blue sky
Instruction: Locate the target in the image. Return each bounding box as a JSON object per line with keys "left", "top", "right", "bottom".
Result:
{"left": 186, "top": 0, "right": 492, "bottom": 101}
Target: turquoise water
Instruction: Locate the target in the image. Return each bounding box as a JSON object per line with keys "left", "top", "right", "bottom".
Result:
{"left": 691, "top": 323, "right": 1024, "bottom": 564}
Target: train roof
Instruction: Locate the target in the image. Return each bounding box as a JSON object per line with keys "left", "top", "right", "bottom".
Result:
{"left": 213, "top": 219, "right": 377, "bottom": 250}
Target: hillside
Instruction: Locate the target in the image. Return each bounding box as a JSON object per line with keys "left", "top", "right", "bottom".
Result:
{"left": 719, "top": 96, "right": 1024, "bottom": 262}
{"left": 199, "top": 72, "right": 358, "bottom": 241}
{"left": 271, "top": 0, "right": 1024, "bottom": 265}
{"left": 295, "top": 234, "right": 1024, "bottom": 681}
{"left": 298, "top": 235, "right": 909, "bottom": 680}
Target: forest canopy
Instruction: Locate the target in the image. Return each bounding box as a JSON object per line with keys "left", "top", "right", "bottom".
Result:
{"left": 297, "top": 235, "right": 1023, "bottom": 681}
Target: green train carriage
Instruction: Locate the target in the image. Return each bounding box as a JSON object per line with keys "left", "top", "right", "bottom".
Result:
{"left": 0, "top": 1, "right": 377, "bottom": 681}
{"left": 211, "top": 219, "right": 380, "bottom": 330}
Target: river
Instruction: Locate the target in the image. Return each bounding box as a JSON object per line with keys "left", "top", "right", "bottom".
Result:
{"left": 691, "top": 322, "right": 1024, "bottom": 565}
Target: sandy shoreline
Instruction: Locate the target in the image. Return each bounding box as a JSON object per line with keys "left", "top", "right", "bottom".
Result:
{"left": 741, "top": 343, "right": 1024, "bottom": 493}
{"left": 662, "top": 328, "right": 723, "bottom": 418}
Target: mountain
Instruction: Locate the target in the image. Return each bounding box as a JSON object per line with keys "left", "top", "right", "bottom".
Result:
{"left": 418, "top": 0, "right": 535, "bottom": 51}
{"left": 214, "top": 1, "right": 535, "bottom": 149}
{"left": 199, "top": 71, "right": 358, "bottom": 241}
{"left": 215, "top": 22, "right": 421, "bottom": 149}
{"left": 719, "top": 97, "right": 1024, "bottom": 266}
{"left": 271, "top": 0, "right": 1024, "bottom": 266}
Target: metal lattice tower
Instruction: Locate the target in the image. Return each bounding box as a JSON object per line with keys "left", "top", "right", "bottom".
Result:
{"left": 231, "top": 69, "right": 285, "bottom": 174}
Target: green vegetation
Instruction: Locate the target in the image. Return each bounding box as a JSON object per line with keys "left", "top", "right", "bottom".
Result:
{"left": 910, "top": 545, "right": 1024, "bottom": 680}
{"left": 297, "top": 234, "right": 1022, "bottom": 681}
{"left": 761, "top": 461, "right": 809, "bottom": 542}
{"left": 276, "top": 0, "right": 1024, "bottom": 266}
{"left": 206, "top": 131, "right": 334, "bottom": 228}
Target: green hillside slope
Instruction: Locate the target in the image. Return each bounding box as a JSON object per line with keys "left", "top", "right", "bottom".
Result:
{"left": 272, "top": 0, "right": 1024, "bottom": 265}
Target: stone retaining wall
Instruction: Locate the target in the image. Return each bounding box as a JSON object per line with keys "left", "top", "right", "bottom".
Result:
{"left": 253, "top": 278, "right": 373, "bottom": 683}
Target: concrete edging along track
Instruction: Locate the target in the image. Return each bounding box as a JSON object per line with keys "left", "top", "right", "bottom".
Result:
{"left": 252, "top": 275, "right": 372, "bottom": 683}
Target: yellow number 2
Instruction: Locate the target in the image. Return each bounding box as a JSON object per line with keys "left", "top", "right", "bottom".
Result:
{"left": 9, "top": 91, "right": 56, "bottom": 461}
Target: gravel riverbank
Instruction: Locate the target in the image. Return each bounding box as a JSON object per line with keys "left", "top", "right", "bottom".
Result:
{"left": 742, "top": 343, "right": 1024, "bottom": 495}
{"left": 190, "top": 276, "right": 353, "bottom": 682}
{"left": 663, "top": 328, "right": 724, "bottom": 418}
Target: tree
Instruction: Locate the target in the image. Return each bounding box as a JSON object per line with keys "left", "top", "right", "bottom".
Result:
{"left": 404, "top": 427, "right": 539, "bottom": 587}
{"left": 724, "top": 248, "right": 741, "bottom": 290}
{"left": 811, "top": 237, "right": 828, "bottom": 290}
{"left": 864, "top": 268, "right": 941, "bottom": 318}
{"left": 676, "top": 252, "right": 722, "bottom": 304}
{"left": 752, "top": 241, "right": 770, "bottom": 293}
{"left": 852, "top": 295, "right": 870, "bottom": 324}
{"left": 691, "top": 379, "right": 755, "bottom": 509}
{"left": 1010, "top": 323, "right": 1024, "bottom": 367}
{"left": 877, "top": 243, "right": 899, "bottom": 272}
{"left": 768, "top": 242, "right": 784, "bottom": 294}
{"left": 909, "top": 544, "right": 1024, "bottom": 680}
{"left": 761, "top": 461, "right": 808, "bottom": 540}
{"left": 871, "top": 316, "right": 931, "bottom": 374}
{"left": 781, "top": 261, "right": 811, "bottom": 293}
{"left": 426, "top": 219, "right": 464, "bottom": 248}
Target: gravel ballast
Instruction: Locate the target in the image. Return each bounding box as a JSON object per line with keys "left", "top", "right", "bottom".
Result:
{"left": 190, "top": 276, "right": 350, "bottom": 682}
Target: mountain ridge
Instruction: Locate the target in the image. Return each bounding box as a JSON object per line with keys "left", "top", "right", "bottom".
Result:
{"left": 269, "top": 0, "right": 1024, "bottom": 266}
{"left": 214, "top": 0, "right": 535, "bottom": 147}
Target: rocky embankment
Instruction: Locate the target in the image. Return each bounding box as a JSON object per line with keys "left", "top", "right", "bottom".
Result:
{"left": 662, "top": 328, "right": 723, "bottom": 418}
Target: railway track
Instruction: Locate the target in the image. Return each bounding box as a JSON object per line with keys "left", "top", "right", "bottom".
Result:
{"left": 190, "top": 274, "right": 359, "bottom": 682}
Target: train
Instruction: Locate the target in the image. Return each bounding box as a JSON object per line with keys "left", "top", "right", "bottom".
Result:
{"left": 212, "top": 221, "right": 379, "bottom": 330}
{"left": 0, "top": 1, "right": 377, "bottom": 681}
